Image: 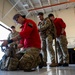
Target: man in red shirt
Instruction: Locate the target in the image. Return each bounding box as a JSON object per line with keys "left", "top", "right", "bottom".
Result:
{"left": 48, "top": 14, "right": 69, "bottom": 67}
{"left": 2, "top": 14, "right": 41, "bottom": 71}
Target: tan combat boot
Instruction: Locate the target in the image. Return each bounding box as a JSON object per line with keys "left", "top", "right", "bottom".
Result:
{"left": 50, "top": 63, "right": 58, "bottom": 67}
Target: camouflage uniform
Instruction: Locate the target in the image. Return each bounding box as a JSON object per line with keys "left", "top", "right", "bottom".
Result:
{"left": 38, "top": 21, "right": 47, "bottom": 63}
{"left": 19, "top": 47, "right": 40, "bottom": 71}
{"left": 56, "top": 35, "right": 69, "bottom": 64}
{"left": 0, "top": 31, "right": 19, "bottom": 70}
{"left": 53, "top": 18, "right": 69, "bottom": 65}
{"left": 38, "top": 18, "right": 57, "bottom": 66}
{"left": 0, "top": 46, "right": 19, "bottom": 71}
{"left": 8, "top": 31, "right": 19, "bottom": 48}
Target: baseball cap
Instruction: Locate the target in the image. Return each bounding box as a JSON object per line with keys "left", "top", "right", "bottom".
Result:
{"left": 13, "top": 14, "right": 21, "bottom": 21}
{"left": 13, "top": 14, "right": 26, "bottom": 21}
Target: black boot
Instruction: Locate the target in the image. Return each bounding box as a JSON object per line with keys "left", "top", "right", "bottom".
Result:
{"left": 63, "top": 63, "right": 69, "bottom": 67}
{"left": 38, "top": 53, "right": 44, "bottom": 69}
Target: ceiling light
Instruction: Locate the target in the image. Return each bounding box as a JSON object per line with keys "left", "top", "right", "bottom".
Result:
{"left": 23, "top": 3, "right": 28, "bottom": 7}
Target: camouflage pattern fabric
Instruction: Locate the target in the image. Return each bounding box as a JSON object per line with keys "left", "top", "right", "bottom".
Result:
{"left": 16, "top": 53, "right": 24, "bottom": 60}
{"left": 8, "top": 57, "right": 19, "bottom": 71}
{"left": 39, "top": 18, "right": 56, "bottom": 38}
{"left": 0, "top": 45, "right": 18, "bottom": 70}
{"left": 7, "top": 31, "right": 19, "bottom": 51}
{"left": 19, "top": 47, "right": 40, "bottom": 71}
{"left": 0, "top": 57, "right": 19, "bottom": 71}
{"left": 46, "top": 35, "right": 56, "bottom": 63}
{"left": 56, "top": 41, "right": 63, "bottom": 64}
{"left": 56, "top": 35, "right": 69, "bottom": 63}
{"left": 0, "top": 31, "right": 19, "bottom": 71}
{"left": 41, "top": 38, "right": 47, "bottom": 62}
{"left": 0, "top": 55, "right": 8, "bottom": 70}
{"left": 38, "top": 17, "right": 56, "bottom": 64}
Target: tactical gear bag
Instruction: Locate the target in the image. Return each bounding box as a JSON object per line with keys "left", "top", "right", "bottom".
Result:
{"left": 0, "top": 44, "right": 19, "bottom": 71}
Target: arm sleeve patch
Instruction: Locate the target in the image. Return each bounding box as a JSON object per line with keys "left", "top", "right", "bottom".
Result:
{"left": 28, "top": 23, "right": 33, "bottom": 28}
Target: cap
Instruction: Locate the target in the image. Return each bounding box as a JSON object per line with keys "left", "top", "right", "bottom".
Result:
{"left": 13, "top": 14, "right": 21, "bottom": 21}
{"left": 13, "top": 14, "right": 26, "bottom": 21}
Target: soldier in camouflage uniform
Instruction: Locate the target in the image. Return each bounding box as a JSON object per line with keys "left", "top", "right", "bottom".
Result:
{"left": 48, "top": 14, "right": 69, "bottom": 67}
{"left": 0, "top": 26, "right": 19, "bottom": 70}
{"left": 38, "top": 18, "right": 47, "bottom": 67}
{"left": 0, "top": 43, "right": 19, "bottom": 71}
{"left": 38, "top": 12, "right": 57, "bottom": 67}
{"left": 7, "top": 26, "right": 19, "bottom": 48}
{"left": 7, "top": 26, "right": 19, "bottom": 71}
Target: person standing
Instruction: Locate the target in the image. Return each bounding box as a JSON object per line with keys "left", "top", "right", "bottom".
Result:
{"left": 48, "top": 14, "right": 69, "bottom": 66}
{"left": 38, "top": 12, "right": 57, "bottom": 67}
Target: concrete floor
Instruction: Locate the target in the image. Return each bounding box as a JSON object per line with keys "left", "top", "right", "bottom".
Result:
{"left": 0, "top": 64, "right": 75, "bottom": 75}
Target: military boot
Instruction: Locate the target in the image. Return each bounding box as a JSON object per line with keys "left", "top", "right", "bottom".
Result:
{"left": 50, "top": 59, "right": 58, "bottom": 67}
{"left": 43, "top": 62, "right": 47, "bottom": 67}
{"left": 50, "top": 63, "right": 58, "bottom": 67}
{"left": 38, "top": 53, "right": 44, "bottom": 69}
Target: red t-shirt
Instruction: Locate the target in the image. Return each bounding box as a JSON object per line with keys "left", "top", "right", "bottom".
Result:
{"left": 54, "top": 18, "right": 66, "bottom": 37}
{"left": 19, "top": 19, "right": 41, "bottom": 49}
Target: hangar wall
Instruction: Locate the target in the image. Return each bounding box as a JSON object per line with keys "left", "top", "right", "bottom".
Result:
{"left": 0, "top": 0, "right": 75, "bottom": 48}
